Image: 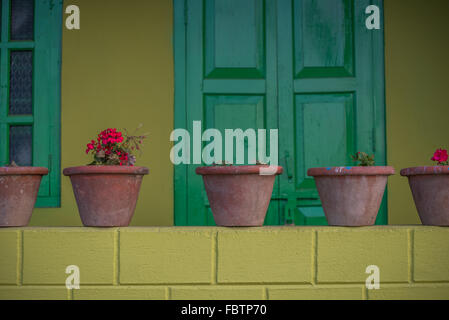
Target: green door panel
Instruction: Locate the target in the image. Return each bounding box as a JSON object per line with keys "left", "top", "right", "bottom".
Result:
{"left": 205, "top": 95, "right": 265, "bottom": 164}
{"left": 174, "top": 0, "right": 386, "bottom": 226}
{"left": 294, "top": 0, "right": 354, "bottom": 78}
{"left": 293, "top": 93, "right": 355, "bottom": 193}
{"left": 204, "top": 0, "right": 265, "bottom": 78}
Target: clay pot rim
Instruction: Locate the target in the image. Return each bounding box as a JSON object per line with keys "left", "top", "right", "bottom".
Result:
{"left": 400, "top": 166, "right": 449, "bottom": 176}
{"left": 308, "top": 166, "right": 395, "bottom": 177}
{"left": 196, "top": 165, "right": 283, "bottom": 175}
{"left": 0, "top": 166, "right": 49, "bottom": 175}
{"left": 63, "top": 165, "right": 149, "bottom": 176}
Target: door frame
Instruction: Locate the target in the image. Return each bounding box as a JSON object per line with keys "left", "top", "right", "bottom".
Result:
{"left": 173, "top": 0, "right": 188, "bottom": 225}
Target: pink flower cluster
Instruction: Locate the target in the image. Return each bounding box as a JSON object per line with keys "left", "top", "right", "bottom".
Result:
{"left": 431, "top": 148, "right": 449, "bottom": 165}
{"left": 85, "top": 128, "right": 130, "bottom": 166}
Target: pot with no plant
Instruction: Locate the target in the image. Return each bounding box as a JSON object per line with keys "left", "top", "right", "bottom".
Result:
{"left": 196, "top": 163, "right": 283, "bottom": 226}
{"left": 63, "top": 126, "right": 149, "bottom": 227}
{"left": 400, "top": 148, "right": 449, "bottom": 226}
{"left": 307, "top": 152, "right": 395, "bottom": 226}
{"left": 0, "top": 162, "right": 48, "bottom": 227}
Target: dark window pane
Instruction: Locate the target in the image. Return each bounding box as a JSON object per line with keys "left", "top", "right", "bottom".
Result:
{"left": 10, "top": 0, "right": 34, "bottom": 41}
{"left": 9, "top": 125, "right": 32, "bottom": 166}
{"left": 9, "top": 50, "right": 33, "bottom": 115}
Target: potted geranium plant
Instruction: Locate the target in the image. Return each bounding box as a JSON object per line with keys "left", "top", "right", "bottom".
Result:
{"left": 400, "top": 148, "right": 449, "bottom": 226}
{"left": 63, "top": 126, "right": 149, "bottom": 227}
{"left": 196, "top": 163, "right": 283, "bottom": 226}
{"left": 0, "top": 162, "right": 48, "bottom": 227}
{"left": 307, "top": 152, "right": 395, "bottom": 226}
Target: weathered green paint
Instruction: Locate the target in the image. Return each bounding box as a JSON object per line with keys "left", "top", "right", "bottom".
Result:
{"left": 0, "top": 0, "right": 62, "bottom": 207}
{"left": 173, "top": 0, "right": 188, "bottom": 226}
{"left": 174, "top": 0, "right": 387, "bottom": 226}
{"left": 278, "top": 0, "right": 387, "bottom": 225}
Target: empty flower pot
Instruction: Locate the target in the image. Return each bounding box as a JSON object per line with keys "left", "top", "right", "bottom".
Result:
{"left": 196, "top": 165, "right": 283, "bottom": 226}
{"left": 308, "top": 166, "right": 395, "bottom": 226}
{"left": 401, "top": 166, "right": 449, "bottom": 226}
{"left": 0, "top": 167, "right": 49, "bottom": 227}
{"left": 63, "top": 166, "right": 149, "bottom": 227}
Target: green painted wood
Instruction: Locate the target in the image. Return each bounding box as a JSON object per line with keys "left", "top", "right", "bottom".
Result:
{"left": 0, "top": 0, "right": 62, "bottom": 207}
{"left": 372, "top": 0, "right": 387, "bottom": 225}
{"left": 0, "top": 0, "right": 10, "bottom": 166}
{"left": 173, "top": 0, "right": 188, "bottom": 225}
{"left": 204, "top": 0, "right": 265, "bottom": 79}
{"left": 175, "top": 0, "right": 280, "bottom": 226}
{"left": 174, "top": 0, "right": 386, "bottom": 225}
{"left": 294, "top": 0, "right": 354, "bottom": 78}
{"left": 278, "top": 0, "right": 387, "bottom": 225}
{"left": 34, "top": 0, "right": 62, "bottom": 207}
{"left": 294, "top": 93, "right": 355, "bottom": 187}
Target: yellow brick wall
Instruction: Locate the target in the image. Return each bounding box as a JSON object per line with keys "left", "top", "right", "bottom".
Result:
{"left": 0, "top": 227, "right": 448, "bottom": 300}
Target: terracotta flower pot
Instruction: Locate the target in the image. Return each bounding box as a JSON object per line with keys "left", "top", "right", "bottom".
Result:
{"left": 63, "top": 166, "right": 149, "bottom": 227}
{"left": 307, "top": 166, "right": 395, "bottom": 226}
{"left": 0, "top": 167, "right": 48, "bottom": 227}
{"left": 196, "top": 165, "right": 283, "bottom": 226}
{"left": 400, "top": 166, "right": 449, "bottom": 226}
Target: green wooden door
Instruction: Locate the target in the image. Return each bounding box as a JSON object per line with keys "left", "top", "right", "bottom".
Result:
{"left": 277, "top": 0, "right": 387, "bottom": 225}
{"left": 174, "top": 0, "right": 386, "bottom": 226}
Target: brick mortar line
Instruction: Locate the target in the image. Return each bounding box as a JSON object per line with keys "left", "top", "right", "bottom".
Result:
{"left": 166, "top": 287, "right": 171, "bottom": 300}
{"left": 6, "top": 281, "right": 448, "bottom": 287}
{"left": 17, "top": 230, "right": 23, "bottom": 286}
{"left": 113, "top": 230, "right": 120, "bottom": 286}
{"left": 0, "top": 281, "right": 404, "bottom": 290}
{"left": 409, "top": 229, "right": 414, "bottom": 284}
{"left": 1, "top": 226, "right": 438, "bottom": 230}
{"left": 211, "top": 231, "right": 218, "bottom": 284}
{"left": 2, "top": 283, "right": 449, "bottom": 289}
{"left": 312, "top": 230, "right": 318, "bottom": 285}
{"left": 262, "top": 287, "right": 268, "bottom": 300}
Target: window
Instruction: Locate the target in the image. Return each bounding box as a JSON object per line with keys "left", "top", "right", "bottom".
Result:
{"left": 0, "top": 0, "right": 62, "bottom": 207}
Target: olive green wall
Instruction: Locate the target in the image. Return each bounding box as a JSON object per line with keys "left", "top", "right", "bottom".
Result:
{"left": 31, "top": 0, "right": 449, "bottom": 226}
{"left": 31, "top": 0, "right": 174, "bottom": 226}
{"left": 385, "top": 0, "right": 449, "bottom": 224}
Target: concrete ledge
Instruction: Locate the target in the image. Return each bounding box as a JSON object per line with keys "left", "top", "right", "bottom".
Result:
{"left": 0, "top": 226, "right": 448, "bottom": 300}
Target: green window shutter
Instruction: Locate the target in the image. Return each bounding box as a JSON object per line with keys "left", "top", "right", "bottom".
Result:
{"left": 0, "top": 0, "right": 62, "bottom": 207}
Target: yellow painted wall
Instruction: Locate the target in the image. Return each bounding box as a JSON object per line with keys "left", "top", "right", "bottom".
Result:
{"left": 384, "top": 0, "right": 449, "bottom": 224}
{"left": 30, "top": 0, "right": 449, "bottom": 226}
{"left": 30, "top": 0, "right": 174, "bottom": 226}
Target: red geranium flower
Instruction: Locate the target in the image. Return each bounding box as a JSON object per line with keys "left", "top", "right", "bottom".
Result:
{"left": 431, "top": 148, "right": 449, "bottom": 165}
{"left": 85, "top": 126, "right": 148, "bottom": 166}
